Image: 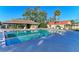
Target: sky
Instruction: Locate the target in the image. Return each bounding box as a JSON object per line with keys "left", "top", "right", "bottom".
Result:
{"left": 0, "top": 6, "right": 79, "bottom": 22}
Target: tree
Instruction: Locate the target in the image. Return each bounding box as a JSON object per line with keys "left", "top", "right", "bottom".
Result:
{"left": 70, "top": 20, "right": 75, "bottom": 24}
{"left": 23, "top": 8, "right": 33, "bottom": 20}
{"left": 48, "top": 17, "right": 55, "bottom": 22}
{"left": 39, "top": 11, "right": 47, "bottom": 22}
{"left": 38, "top": 22, "right": 47, "bottom": 28}
{"left": 54, "top": 9, "right": 61, "bottom": 21}
{"left": 23, "top": 7, "right": 47, "bottom": 23}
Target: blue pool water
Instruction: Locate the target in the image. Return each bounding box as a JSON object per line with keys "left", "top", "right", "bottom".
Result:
{"left": 0, "top": 30, "right": 79, "bottom": 52}
{"left": 4, "top": 29, "right": 50, "bottom": 46}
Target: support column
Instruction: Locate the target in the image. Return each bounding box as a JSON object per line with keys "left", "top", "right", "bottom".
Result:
{"left": 5, "top": 24, "right": 8, "bottom": 29}
{"left": 17, "top": 25, "right": 18, "bottom": 29}
{"left": 24, "top": 24, "right": 27, "bottom": 29}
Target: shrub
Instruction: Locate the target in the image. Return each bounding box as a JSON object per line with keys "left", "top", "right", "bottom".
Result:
{"left": 38, "top": 22, "right": 47, "bottom": 28}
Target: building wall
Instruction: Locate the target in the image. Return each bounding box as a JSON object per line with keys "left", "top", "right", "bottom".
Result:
{"left": 68, "top": 21, "right": 72, "bottom": 24}
{"left": 47, "top": 24, "right": 64, "bottom": 29}
{"left": 30, "top": 25, "right": 38, "bottom": 29}
{"left": 72, "top": 25, "right": 79, "bottom": 30}
{"left": 47, "top": 24, "right": 72, "bottom": 30}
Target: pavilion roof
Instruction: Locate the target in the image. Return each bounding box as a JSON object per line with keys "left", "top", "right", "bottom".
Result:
{"left": 3, "top": 20, "right": 39, "bottom": 25}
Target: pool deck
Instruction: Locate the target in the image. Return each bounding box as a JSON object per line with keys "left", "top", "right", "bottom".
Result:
{"left": 0, "top": 28, "right": 66, "bottom": 32}
{"left": 0, "top": 29, "right": 36, "bottom": 32}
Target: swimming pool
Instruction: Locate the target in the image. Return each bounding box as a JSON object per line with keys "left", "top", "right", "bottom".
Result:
{"left": 1, "top": 30, "right": 79, "bottom": 52}
{"left": 1, "top": 29, "right": 51, "bottom": 46}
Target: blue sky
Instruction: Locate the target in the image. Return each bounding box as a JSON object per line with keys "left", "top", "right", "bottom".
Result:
{"left": 0, "top": 6, "right": 79, "bottom": 22}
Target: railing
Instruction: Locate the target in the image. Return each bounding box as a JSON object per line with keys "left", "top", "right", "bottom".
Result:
{"left": 0, "top": 39, "right": 6, "bottom": 47}
{"left": 0, "top": 30, "right": 6, "bottom": 47}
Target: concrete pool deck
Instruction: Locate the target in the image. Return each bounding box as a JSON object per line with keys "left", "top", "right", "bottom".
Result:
{"left": 0, "top": 28, "right": 66, "bottom": 31}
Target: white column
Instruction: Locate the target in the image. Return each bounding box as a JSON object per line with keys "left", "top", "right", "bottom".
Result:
{"left": 24, "top": 25, "right": 26, "bottom": 29}
{"left": 5, "top": 24, "right": 8, "bottom": 29}
{"left": 17, "top": 25, "right": 18, "bottom": 29}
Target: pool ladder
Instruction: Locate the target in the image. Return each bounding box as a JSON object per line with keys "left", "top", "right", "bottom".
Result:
{"left": 0, "top": 31, "right": 6, "bottom": 47}
{"left": 0, "top": 39, "right": 6, "bottom": 47}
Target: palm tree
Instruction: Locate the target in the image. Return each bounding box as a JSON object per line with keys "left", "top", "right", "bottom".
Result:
{"left": 54, "top": 9, "right": 61, "bottom": 21}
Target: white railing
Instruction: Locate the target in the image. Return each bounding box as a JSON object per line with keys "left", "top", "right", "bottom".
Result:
{"left": 0, "top": 39, "right": 6, "bottom": 47}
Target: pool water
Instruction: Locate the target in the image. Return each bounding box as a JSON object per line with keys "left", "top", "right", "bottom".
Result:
{"left": 4, "top": 29, "right": 50, "bottom": 46}
{"left": 1, "top": 30, "right": 79, "bottom": 52}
